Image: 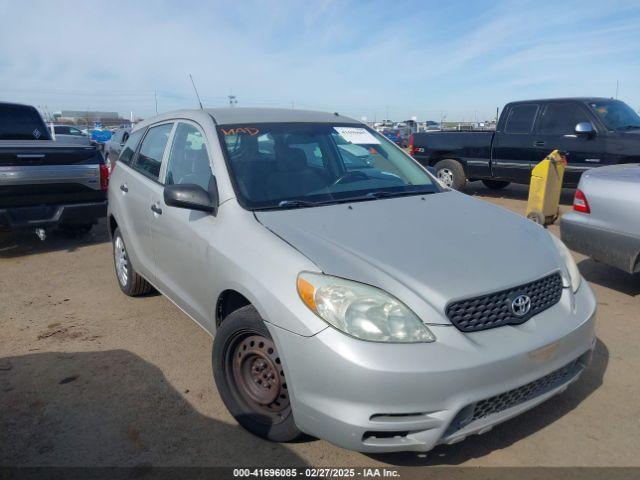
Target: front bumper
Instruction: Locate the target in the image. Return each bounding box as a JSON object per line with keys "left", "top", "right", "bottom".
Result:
{"left": 0, "top": 201, "right": 107, "bottom": 230}
{"left": 269, "top": 281, "right": 597, "bottom": 452}
{"left": 561, "top": 212, "right": 640, "bottom": 274}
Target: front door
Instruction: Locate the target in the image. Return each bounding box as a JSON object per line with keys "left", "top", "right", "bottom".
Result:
{"left": 150, "top": 121, "right": 218, "bottom": 328}
{"left": 530, "top": 102, "right": 607, "bottom": 185}
{"left": 491, "top": 103, "right": 540, "bottom": 184}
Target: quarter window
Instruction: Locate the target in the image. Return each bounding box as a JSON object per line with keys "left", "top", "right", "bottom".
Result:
{"left": 165, "top": 123, "right": 212, "bottom": 190}
{"left": 118, "top": 129, "right": 145, "bottom": 166}
{"left": 504, "top": 105, "right": 538, "bottom": 134}
{"left": 538, "top": 104, "right": 591, "bottom": 135}
{"left": 133, "top": 123, "right": 173, "bottom": 179}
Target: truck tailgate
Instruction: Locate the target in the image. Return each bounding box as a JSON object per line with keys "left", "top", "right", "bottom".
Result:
{"left": 0, "top": 141, "right": 105, "bottom": 208}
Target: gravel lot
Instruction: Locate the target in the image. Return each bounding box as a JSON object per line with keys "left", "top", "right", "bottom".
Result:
{"left": 1, "top": 185, "right": 639, "bottom": 467}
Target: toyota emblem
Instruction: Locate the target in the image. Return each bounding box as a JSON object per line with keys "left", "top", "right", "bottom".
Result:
{"left": 511, "top": 294, "right": 532, "bottom": 317}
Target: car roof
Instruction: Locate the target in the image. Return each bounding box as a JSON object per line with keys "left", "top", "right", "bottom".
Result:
{"left": 133, "top": 107, "right": 361, "bottom": 131}
{"left": 506, "top": 97, "right": 615, "bottom": 106}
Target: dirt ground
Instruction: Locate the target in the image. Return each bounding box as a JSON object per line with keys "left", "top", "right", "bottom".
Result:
{"left": 1, "top": 184, "right": 639, "bottom": 468}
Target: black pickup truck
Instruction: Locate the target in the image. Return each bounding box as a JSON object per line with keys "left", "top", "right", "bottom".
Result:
{"left": 0, "top": 102, "right": 108, "bottom": 237}
{"left": 409, "top": 97, "right": 640, "bottom": 190}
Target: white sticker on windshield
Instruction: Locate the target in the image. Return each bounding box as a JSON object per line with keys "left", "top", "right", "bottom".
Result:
{"left": 333, "top": 127, "right": 380, "bottom": 145}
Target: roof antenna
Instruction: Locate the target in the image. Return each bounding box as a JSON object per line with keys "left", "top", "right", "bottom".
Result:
{"left": 189, "top": 74, "right": 204, "bottom": 109}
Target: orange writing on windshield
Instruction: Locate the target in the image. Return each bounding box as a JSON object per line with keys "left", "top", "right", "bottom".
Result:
{"left": 222, "top": 127, "right": 260, "bottom": 136}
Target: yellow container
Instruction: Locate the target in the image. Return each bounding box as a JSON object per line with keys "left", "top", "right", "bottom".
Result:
{"left": 525, "top": 149, "right": 567, "bottom": 226}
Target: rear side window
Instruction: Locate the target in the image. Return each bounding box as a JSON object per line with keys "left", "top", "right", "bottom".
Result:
{"left": 0, "top": 104, "right": 50, "bottom": 140}
{"left": 504, "top": 105, "right": 538, "bottom": 134}
{"left": 537, "top": 103, "right": 591, "bottom": 135}
{"left": 133, "top": 123, "right": 173, "bottom": 180}
{"left": 119, "top": 129, "right": 145, "bottom": 166}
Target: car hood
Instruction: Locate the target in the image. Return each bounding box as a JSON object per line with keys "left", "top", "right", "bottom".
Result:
{"left": 255, "top": 191, "right": 563, "bottom": 324}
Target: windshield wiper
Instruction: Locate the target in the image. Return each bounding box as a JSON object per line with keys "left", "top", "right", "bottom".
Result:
{"left": 276, "top": 199, "right": 319, "bottom": 209}
{"left": 617, "top": 125, "right": 640, "bottom": 130}
{"left": 365, "top": 189, "right": 436, "bottom": 199}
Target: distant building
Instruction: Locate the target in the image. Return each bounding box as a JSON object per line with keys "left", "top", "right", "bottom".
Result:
{"left": 52, "top": 110, "right": 134, "bottom": 128}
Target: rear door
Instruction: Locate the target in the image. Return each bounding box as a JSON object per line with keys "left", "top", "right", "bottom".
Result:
{"left": 118, "top": 122, "right": 174, "bottom": 284}
{"left": 531, "top": 102, "right": 607, "bottom": 185}
{"left": 491, "top": 103, "right": 540, "bottom": 183}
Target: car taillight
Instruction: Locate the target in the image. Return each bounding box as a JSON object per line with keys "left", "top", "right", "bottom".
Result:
{"left": 408, "top": 134, "right": 414, "bottom": 155}
{"left": 100, "top": 163, "right": 110, "bottom": 191}
{"left": 573, "top": 189, "right": 590, "bottom": 213}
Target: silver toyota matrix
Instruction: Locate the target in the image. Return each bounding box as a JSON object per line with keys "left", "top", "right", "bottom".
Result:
{"left": 107, "top": 108, "right": 596, "bottom": 452}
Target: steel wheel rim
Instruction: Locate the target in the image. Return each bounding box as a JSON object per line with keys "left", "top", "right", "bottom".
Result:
{"left": 230, "top": 334, "right": 289, "bottom": 418}
{"left": 437, "top": 168, "right": 454, "bottom": 187}
{"left": 114, "top": 236, "right": 129, "bottom": 286}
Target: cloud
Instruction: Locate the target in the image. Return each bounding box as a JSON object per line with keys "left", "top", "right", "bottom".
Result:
{"left": 0, "top": 0, "right": 638, "bottom": 120}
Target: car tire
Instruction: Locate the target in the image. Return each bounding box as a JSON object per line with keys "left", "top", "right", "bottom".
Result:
{"left": 112, "top": 227, "right": 153, "bottom": 296}
{"left": 213, "top": 305, "right": 301, "bottom": 442}
{"left": 482, "top": 179, "right": 511, "bottom": 190}
{"left": 434, "top": 159, "right": 466, "bottom": 190}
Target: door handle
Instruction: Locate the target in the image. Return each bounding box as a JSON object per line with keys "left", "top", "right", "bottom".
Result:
{"left": 533, "top": 141, "right": 546, "bottom": 147}
{"left": 150, "top": 203, "right": 163, "bottom": 215}
{"left": 120, "top": 183, "right": 128, "bottom": 193}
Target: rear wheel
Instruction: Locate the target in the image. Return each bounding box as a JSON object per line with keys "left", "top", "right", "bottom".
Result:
{"left": 213, "top": 305, "right": 301, "bottom": 442}
{"left": 482, "top": 179, "right": 511, "bottom": 190}
{"left": 434, "top": 159, "right": 466, "bottom": 190}
{"left": 112, "top": 227, "right": 153, "bottom": 296}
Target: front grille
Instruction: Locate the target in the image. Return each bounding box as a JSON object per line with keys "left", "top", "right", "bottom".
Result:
{"left": 446, "top": 354, "right": 587, "bottom": 436}
{"left": 446, "top": 273, "right": 563, "bottom": 332}
{"left": 470, "top": 359, "right": 581, "bottom": 422}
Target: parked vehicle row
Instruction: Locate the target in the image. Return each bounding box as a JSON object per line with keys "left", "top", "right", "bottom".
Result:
{"left": 0, "top": 102, "right": 108, "bottom": 237}
{"left": 108, "top": 107, "right": 596, "bottom": 453}
{"left": 409, "top": 97, "right": 640, "bottom": 190}
{"left": 104, "top": 126, "right": 131, "bottom": 171}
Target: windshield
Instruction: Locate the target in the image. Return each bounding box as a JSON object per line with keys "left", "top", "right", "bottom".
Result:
{"left": 588, "top": 100, "right": 640, "bottom": 130}
{"left": 218, "top": 123, "right": 439, "bottom": 210}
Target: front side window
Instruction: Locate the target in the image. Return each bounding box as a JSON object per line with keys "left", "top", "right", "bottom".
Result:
{"left": 504, "top": 104, "right": 538, "bottom": 134}
{"left": 218, "top": 123, "right": 439, "bottom": 210}
{"left": 133, "top": 123, "right": 173, "bottom": 179}
{"left": 165, "top": 123, "right": 212, "bottom": 190}
{"left": 538, "top": 103, "right": 591, "bottom": 135}
{"left": 119, "top": 128, "right": 145, "bottom": 166}
{"left": 588, "top": 100, "right": 640, "bottom": 131}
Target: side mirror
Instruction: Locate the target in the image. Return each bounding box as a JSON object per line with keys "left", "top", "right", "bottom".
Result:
{"left": 164, "top": 183, "right": 217, "bottom": 214}
{"left": 575, "top": 122, "right": 595, "bottom": 136}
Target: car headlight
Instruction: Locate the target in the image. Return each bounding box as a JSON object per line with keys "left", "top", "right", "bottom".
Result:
{"left": 297, "top": 272, "right": 435, "bottom": 343}
{"left": 550, "top": 234, "right": 581, "bottom": 293}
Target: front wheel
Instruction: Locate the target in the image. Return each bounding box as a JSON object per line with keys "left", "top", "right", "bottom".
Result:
{"left": 434, "top": 159, "right": 466, "bottom": 190}
{"left": 213, "top": 305, "right": 301, "bottom": 442}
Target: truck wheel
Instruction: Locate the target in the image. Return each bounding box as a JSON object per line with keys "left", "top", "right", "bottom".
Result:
{"left": 112, "top": 227, "right": 153, "bottom": 296}
{"left": 213, "top": 305, "right": 301, "bottom": 442}
{"left": 434, "top": 159, "right": 466, "bottom": 190}
{"left": 482, "top": 179, "right": 511, "bottom": 190}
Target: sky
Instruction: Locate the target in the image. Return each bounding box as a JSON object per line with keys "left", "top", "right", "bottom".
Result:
{"left": 1, "top": 0, "right": 639, "bottom": 122}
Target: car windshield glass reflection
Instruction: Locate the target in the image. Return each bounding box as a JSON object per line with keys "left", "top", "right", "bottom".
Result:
{"left": 218, "top": 123, "right": 439, "bottom": 210}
